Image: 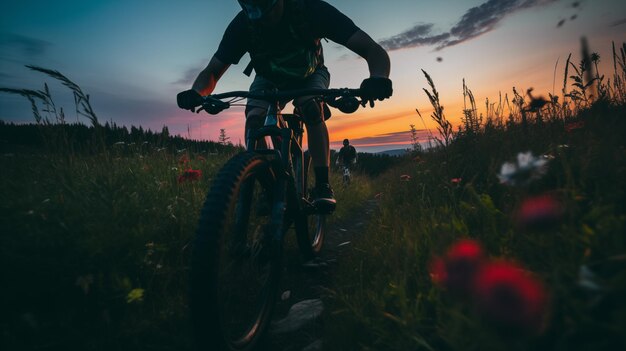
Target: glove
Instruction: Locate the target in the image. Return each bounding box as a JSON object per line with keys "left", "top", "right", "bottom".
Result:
{"left": 360, "top": 77, "right": 393, "bottom": 107}
{"left": 177, "top": 89, "right": 203, "bottom": 111}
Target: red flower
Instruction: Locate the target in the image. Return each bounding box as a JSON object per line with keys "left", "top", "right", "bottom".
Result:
{"left": 430, "top": 239, "right": 485, "bottom": 293}
{"left": 564, "top": 120, "right": 584, "bottom": 133}
{"left": 177, "top": 169, "right": 202, "bottom": 183}
{"left": 429, "top": 257, "right": 447, "bottom": 285}
{"left": 472, "top": 261, "right": 548, "bottom": 335}
{"left": 451, "top": 178, "right": 462, "bottom": 185}
{"left": 178, "top": 154, "right": 189, "bottom": 165}
{"left": 516, "top": 194, "right": 563, "bottom": 230}
{"left": 400, "top": 174, "right": 411, "bottom": 181}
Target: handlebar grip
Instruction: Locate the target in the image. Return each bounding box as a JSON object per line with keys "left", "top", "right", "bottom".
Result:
{"left": 200, "top": 97, "right": 230, "bottom": 115}
{"left": 327, "top": 96, "right": 360, "bottom": 114}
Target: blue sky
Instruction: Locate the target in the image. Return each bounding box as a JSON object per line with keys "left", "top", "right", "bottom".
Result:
{"left": 1, "top": 0, "right": 625, "bottom": 151}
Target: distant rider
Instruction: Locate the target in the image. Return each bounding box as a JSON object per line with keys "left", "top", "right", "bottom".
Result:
{"left": 336, "top": 138, "right": 357, "bottom": 168}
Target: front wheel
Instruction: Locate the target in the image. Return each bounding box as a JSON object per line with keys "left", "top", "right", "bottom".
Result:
{"left": 191, "top": 152, "right": 284, "bottom": 350}
{"left": 295, "top": 151, "right": 326, "bottom": 260}
{"left": 342, "top": 165, "right": 352, "bottom": 186}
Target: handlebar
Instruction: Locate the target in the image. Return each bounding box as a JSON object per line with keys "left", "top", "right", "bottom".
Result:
{"left": 198, "top": 88, "right": 364, "bottom": 114}
{"left": 208, "top": 88, "right": 361, "bottom": 101}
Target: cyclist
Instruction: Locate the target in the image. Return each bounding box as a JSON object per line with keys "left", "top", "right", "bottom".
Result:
{"left": 336, "top": 138, "right": 357, "bottom": 168}
{"left": 177, "top": 0, "right": 392, "bottom": 211}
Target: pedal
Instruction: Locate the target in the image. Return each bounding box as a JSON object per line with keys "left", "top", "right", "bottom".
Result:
{"left": 302, "top": 198, "right": 335, "bottom": 215}
{"left": 312, "top": 200, "right": 336, "bottom": 215}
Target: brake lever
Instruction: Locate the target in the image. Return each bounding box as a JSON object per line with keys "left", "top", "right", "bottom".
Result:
{"left": 198, "top": 98, "right": 230, "bottom": 115}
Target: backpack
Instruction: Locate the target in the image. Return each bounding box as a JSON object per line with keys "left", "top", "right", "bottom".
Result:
{"left": 243, "top": 0, "right": 324, "bottom": 83}
{"left": 341, "top": 145, "right": 356, "bottom": 162}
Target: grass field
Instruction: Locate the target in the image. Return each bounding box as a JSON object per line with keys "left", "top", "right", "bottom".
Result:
{"left": 322, "top": 44, "right": 626, "bottom": 350}
{"left": 0, "top": 141, "right": 374, "bottom": 350}
{"left": 2, "top": 42, "right": 625, "bottom": 350}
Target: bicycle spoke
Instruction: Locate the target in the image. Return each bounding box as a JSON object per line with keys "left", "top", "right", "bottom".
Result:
{"left": 191, "top": 152, "right": 284, "bottom": 350}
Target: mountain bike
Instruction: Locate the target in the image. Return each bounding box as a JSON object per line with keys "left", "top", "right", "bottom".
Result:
{"left": 341, "top": 163, "right": 354, "bottom": 186}
{"left": 189, "top": 87, "right": 363, "bottom": 350}
{"left": 343, "top": 165, "right": 351, "bottom": 185}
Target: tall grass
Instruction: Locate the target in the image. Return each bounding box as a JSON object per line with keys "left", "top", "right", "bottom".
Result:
{"left": 0, "top": 147, "right": 373, "bottom": 350}
{"left": 0, "top": 68, "right": 375, "bottom": 350}
{"left": 0, "top": 149, "right": 230, "bottom": 350}
{"left": 324, "top": 42, "right": 626, "bottom": 350}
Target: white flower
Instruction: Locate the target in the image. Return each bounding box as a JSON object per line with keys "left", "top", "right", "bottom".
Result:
{"left": 498, "top": 151, "right": 550, "bottom": 186}
{"left": 517, "top": 152, "right": 533, "bottom": 169}
{"left": 499, "top": 162, "right": 517, "bottom": 179}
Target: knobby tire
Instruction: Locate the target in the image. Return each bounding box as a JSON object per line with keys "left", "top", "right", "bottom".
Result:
{"left": 191, "top": 152, "right": 283, "bottom": 351}
{"left": 295, "top": 151, "right": 326, "bottom": 260}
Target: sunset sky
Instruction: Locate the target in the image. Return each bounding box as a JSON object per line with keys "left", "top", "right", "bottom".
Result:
{"left": 1, "top": 0, "right": 625, "bottom": 152}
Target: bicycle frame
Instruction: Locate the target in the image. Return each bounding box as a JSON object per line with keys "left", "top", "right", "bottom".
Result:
{"left": 204, "top": 87, "right": 362, "bottom": 218}
{"left": 244, "top": 99, "right": 309, "bottom": 244}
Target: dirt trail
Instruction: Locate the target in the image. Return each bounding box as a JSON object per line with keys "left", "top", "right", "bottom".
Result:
{"left": 267, "top": 198, "right": 379, "bottom": 350}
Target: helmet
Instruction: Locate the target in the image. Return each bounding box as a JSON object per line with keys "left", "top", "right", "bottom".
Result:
{"left": 343, "top": 139, "right": 349, "bottom": 146}
{"left": 237, "top": 0, "right": 279, "bottom": 21}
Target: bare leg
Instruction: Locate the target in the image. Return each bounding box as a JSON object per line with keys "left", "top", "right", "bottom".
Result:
{"left": 306, "top": 120, "right": 330, "bottom": 167}
{"left": 245, "top": 107, "right": 267, "bottom": 149}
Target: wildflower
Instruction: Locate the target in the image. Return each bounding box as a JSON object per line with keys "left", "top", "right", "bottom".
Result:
{"left": 430, "top": 239, "right": 485, "bottom": 293}
{"left": 178, "top": 154, "right": 189, "bottom": 165}
{"left": 498, "top": 151, "right": 549, "bottom": 186}
{"left": 400, "top": 174, "right": 411, "bottom": 181}
{"left": 126, "top": 288, "right": 145, "bottom": 303}
{"left": 429, "top": 257, "right": 447, "bottom": 285}
{"left": 565, "top": 120, "right": 585, "bottom": 132}
{"left": 451, "top": 178, "right": 462, "bottom": 185}
{"left": 472, "top": 261, "right": 547, "bottom": 335}
{"left": 578, "top": 264, "right": 603, "bottom": 292}
{"left": 515, "top": 194, "right": 563, "bottom": 230}
{"left": 178, "top": 169, "right": 202, "bottom": 183}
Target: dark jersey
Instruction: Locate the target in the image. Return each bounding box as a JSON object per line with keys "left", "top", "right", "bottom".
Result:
{"left": 215, "top": 0, "right": 361, "bottom": 65}
{"left": 338, "top": 145, "right": 357, "bottom": 164}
